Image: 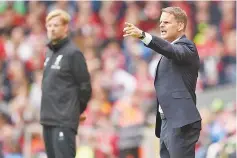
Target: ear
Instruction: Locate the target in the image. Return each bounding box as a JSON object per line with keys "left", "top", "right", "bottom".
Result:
{"left": 64, "top": 24, "right": 69, "bottom": 33}
{"left": 178, "top": 22, "right": 185, "bottom": 32}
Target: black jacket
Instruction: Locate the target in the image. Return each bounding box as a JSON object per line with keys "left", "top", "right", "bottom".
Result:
{"left": 145, "top": 35, "right": 202, "bottom": 138}
{"left": 40, "top": 37, "right": 92, "bottom": 131}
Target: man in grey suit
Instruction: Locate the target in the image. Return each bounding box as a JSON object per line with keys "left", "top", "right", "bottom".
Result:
{"left": 123, "top": 7, "right": 202, "bottom": 158}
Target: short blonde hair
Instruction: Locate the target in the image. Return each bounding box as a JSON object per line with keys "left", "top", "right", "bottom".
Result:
{"left": 46, "top": 9, "right": 71, "bottom": 24}
{"left": 162, "top": 7, "right": 188, "bottom": 30}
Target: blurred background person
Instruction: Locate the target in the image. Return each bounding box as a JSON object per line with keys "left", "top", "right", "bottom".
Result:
{"left": 40, "top": 9, "right": 91, "bottom": 158}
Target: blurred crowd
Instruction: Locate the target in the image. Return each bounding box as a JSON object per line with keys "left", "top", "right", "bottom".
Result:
{"left": 197, "top": 99, "right": 236, "bottom": 158}
{"left": 0, "top": 1, "right": 236, "bottom": 158}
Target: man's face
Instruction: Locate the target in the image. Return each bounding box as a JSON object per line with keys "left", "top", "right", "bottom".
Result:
{"left": 46, "top": 16, "right": 68, "bottom": 42}
{"left": 159, "top": 12, "right": 183, "bottom": 42}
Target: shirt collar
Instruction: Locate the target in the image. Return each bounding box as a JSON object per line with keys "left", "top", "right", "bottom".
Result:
{"left": 47, "top": 37, "right": 70, "bottom": 52}
{"left": 171, "top": 36, "right": 182, "bottom": 44}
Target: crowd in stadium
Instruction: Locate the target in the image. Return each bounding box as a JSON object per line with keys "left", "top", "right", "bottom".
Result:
{"left": 0, "top": 1, "right": 236, "bottom": 158}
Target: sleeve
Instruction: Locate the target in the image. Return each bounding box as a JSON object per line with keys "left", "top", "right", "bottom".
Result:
{"left": 141, "top": 32, "right": 152, "bottom": 45}
{"left": 145, "top": 35, "right": 197, "bottom": 64}
{"left": 71, "top": 50, "right": 92, "bottom": 114}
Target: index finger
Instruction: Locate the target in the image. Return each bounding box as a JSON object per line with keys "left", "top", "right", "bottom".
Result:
{"left": 125, "top": 22, "right": 133, "bottom": 27}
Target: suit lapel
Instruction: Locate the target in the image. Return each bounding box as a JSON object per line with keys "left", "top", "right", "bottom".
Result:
{"left": 154, "top": 35, "right": 186, "bottom": 84}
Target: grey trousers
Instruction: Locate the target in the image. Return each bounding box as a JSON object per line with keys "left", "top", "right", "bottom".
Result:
{"left": 160, "top": 119, "right": 201, "bottom": 158}
{"left": 43, "top": 125, "right": 76, "bottom": 158}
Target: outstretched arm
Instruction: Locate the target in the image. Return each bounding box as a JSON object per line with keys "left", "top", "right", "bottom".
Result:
{"left": 123, "top": 22, "right": 197, "bottom": 64}
{"left": 145, "top": 34, "right": 197, "bottom": 64}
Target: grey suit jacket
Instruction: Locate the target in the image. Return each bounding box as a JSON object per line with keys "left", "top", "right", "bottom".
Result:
{"left": 145, "top": 35, "right": 202, "bottom": 138}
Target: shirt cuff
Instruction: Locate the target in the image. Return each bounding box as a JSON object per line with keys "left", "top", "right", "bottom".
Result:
{"left": 141, "top": 32, "right": 152, "bottom": 45}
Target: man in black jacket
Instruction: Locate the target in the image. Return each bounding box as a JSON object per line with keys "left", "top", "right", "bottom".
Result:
{"left": 123, "top": 7, "right": 201, "bottom": 158}
{"left": 40, "top": 9, "right": 92, "bottom": 158}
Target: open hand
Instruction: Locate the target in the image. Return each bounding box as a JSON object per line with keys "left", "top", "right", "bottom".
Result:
{"left": 123, "top": 22, "right": 143, "bottom": 38}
